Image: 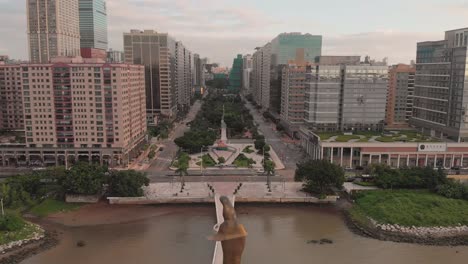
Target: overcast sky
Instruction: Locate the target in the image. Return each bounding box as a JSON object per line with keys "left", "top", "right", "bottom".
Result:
{"left": 0, "top": 0, "right": 467, "bottom": 66}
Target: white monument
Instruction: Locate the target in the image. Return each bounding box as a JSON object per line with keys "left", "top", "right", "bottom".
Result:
{"left": 221, "top": 105, "right": 228, "bottom": 143}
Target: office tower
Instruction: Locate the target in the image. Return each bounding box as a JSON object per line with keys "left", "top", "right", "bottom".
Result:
{"left": 270, "top": 33, "right": 322, "bottom": 114}
{"left": 251, "top": 33, "right": 322, "bottom": 113}
{"left": 124, "top": 30, "right": 178, "bottom": 124}
{"left": 27, "top": 0, "right": 81, "bottom": 63}
{"left": 411, "top": 28, "right": 468, "bottom": 142}
{"left": 242, "top": 54, "right": 252, "bottom": 93}
{"left": 304, "top": 56, "right": 388, "bottom": 132}
{"left": 107, "top": 49, "right": 124, "bottom": 63}
{"left": 0, "top": 57, "right": 146, "bottom": 166}
{"left": 0, "top": 66, "right": 24, "bottom": 130}
{"left": 386, "top": 64, "right": 415, "bottom": 128}
{"left": 252, "top": 44, "right": 271, "bottom": 109}
{"left": 193, "top": 54, "right": 205, "bottom": 94}
{"left": 280, "top": 62, "right": 310, "bottom": 136}
{"left": 79, "top": 0, "right": 108, "bottom": 50}
{"left": 228, "top": 55, "right": 243, "bottom": 92}
{"left": 175, "top": 41, "right": 192, "bottom": 111}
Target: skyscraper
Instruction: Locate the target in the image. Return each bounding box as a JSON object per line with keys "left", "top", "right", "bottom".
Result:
{"left": 242, "top": 54, "right": 252, "bottom": 94}
{"left": 193, "top": 54, "right": 206, "bottom": 94}
{"left": 304, "top": 56, "right": 388, "bottom": 132}
{"left": 228, "top": 54, "right": 243, "bottom": 92}
{"left": 386, "top": 64, "right": 415, "bottom": 128}
{"left": 124, "top": 30, "right": 176, "bottom": 124}
{"left": 27, "top": 0, "right": 81, "bottom": 63}
{"left": 251, "top": 33, "right": 322, "bottom": 113}
{"left": 252, "top": 44, "right": 271, "bottom": 109}
{"left": 411, "top": 28, "right": 468, "bottom": 141}
{"left": 175, "top": 41, "right": 192, "bottom": 111}
{"left": 79, "top": 0, "right": 108, "bottom": 50}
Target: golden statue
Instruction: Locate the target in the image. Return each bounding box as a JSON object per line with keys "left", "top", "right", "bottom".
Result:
{"left": 208, "top": 196, "right": 247, "bottom": 264}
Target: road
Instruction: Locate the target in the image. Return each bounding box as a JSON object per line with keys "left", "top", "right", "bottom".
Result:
{"left": 145, "top": 95, "right": 307, "bottom": 181}
{"left": 244, "top": 99, "right": 307, "bottom": 178}
{"left": 146, "top": 99, "right": 203, "bottom": 173}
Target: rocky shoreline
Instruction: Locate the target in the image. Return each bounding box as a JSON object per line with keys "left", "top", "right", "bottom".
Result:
{"left": 0, "top": 221, "right": 59, "bottom": 264}
{"left": 343, "top": 209, "right": 468, "bottom": 246}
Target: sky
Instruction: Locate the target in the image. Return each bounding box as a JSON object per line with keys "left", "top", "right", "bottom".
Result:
{"left": 0, "top": 0, "right": 467, "bottom": 66}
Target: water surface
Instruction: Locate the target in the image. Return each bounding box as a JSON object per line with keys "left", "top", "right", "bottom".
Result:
{"left": 22, "top": 205, "right": 468, "bottom": 264}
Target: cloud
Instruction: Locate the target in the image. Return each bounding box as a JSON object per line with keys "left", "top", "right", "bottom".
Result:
{"left": 0, "top": 0, "right": 454, "bottom": 66}
{"left": 323, "top": 31, "right": 442, "bottom": 65}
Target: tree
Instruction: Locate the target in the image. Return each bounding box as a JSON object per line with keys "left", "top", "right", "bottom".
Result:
{"left": 62, "top": 163, "right": 108, "bottom": 195}
{"left": 148, "top": 150, "right": 156, "bottom": 159}
{"left": 296, "top": 160, "right": 345, "bottom": 196}
{"left": 218, "top": 157, "right": 226, "bottom": 164}
{"left": 263, "top": 159, "right": 275, "bottom": 175}
{"left": 175, "top": 153, "right": 190, "bottom": 182}
{"left": 108, "top": 170, "right": 149, "bottom": 197}
{"left": 254, "top": 137, "right": 266, "bottom": 151}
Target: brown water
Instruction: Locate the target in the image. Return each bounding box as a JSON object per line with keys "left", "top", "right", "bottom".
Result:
{"left": 21, "top": 205, "right": 468, "bottom": 264}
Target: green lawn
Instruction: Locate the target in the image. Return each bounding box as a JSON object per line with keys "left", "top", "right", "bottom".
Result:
{"left": 0, "top": 222, "right": 43, "bottom": 245}
{"left": 351, "top": 190, "right": 468, "bottom": 227}
{"left": 233, "top": 154, "right": 256, "bottom": 168}
{"left": 354, "top": 181, "right": 377, "bottom": 187}
{"left": 375, "top": 136, "right": 397, "bottom": 142}
{"left": 29, "top": 199, "right": 82, "bottom": 217}
{"left": 335, "top": 135, "right": 360, "bottom": 142}
{"left": 242, "top": 146, "right": 255, "bottom": 154}
{"left": 196, "top": 154, "right": 217, "bottom": 168}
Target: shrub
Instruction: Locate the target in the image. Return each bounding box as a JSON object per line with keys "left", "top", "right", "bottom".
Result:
{"left": 436, "top": 181, "right": 468, "bottom": 200}
{"left": 0, "top": 214, "right": 25, "bottom": 232}
{"left": 218, "top": 157, "right": 226, "bottom": 164}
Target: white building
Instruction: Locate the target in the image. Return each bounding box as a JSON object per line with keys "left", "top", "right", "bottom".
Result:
{"left": 27, "top": 0, "right": 81, "bottom": 63}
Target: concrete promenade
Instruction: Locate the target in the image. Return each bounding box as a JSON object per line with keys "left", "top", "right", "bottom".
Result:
{"left": 107, "top": 182, "right": 338, "bottom": 204}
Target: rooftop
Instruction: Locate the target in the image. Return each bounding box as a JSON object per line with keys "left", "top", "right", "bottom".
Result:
{"left": 314, "top": 130, "right": 442, "bottom": 143}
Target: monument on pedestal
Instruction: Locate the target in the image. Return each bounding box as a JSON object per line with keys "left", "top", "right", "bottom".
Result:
{"left": 217, "top": 105, "right": 228, "bottom": 149}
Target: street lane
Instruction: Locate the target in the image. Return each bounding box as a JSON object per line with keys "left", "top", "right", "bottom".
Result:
{"left": 244, "top": 99, "right": 307, "bottom": 177}
{"left": 146, "top": 99, "right": 203, "bottom": 173}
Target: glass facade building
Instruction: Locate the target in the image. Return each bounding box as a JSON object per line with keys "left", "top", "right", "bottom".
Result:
{"left": 270, "top": 33, "right": 322, "bottom": 66}
{"left": 79, "top": 0, "right": 108, "bottom": 50}
{"left": 124, "top": 30, "right": 178, "bottom": 125}
{"left": 228, "top": 54, "right": 243, "bottom": 92}
{"left": 411, "top": 28, "right": 468, "bottom": 141}
{"left": 304, "top": 56, "right": 388, "bottom": 132}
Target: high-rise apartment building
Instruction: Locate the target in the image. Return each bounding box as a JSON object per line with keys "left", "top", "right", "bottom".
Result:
{"left": 107, "top": 49, "right": 124, "bottom": 63}
{"left": 193, "top": 54, "right": 206, "bottom": 94}
{"left": 0, "top": 57, "right": 146, "bottom": 167}
{"left": 251, "top": 33, "right": 322, "bottom": 113}
{"left": 27, "top": 0, "right": 81, "bottom": 63}
{"left": 280, "top": 62, "right": 309, "bottom": 136}
{"left": 252, "top": 44, "right": 271, "bottom": 109}
{"left": 386, "top": 64, "right": 415, "bottom": 128}
{"left": 124, "top": 30, "right": 178, "bottom": 124}
{"left": 411, "top": 28, "right": 468, "bottom": 142}
{"left": 79, "top": 0, "right": 108, "bottom": 50}
{"left": 175, "top": 41, "right": 192, "bottom": 111}
{"left": 228, "top": 55, "right": 243, "bottom": 92}
{"left": 0, "top": 66, "right": 24, "bottom": 130}
{"left": 304, "top": 56, "right": 388, "bottom": 132}
{"left": 242, "top": 54, "right": 252, "bottom": 94}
